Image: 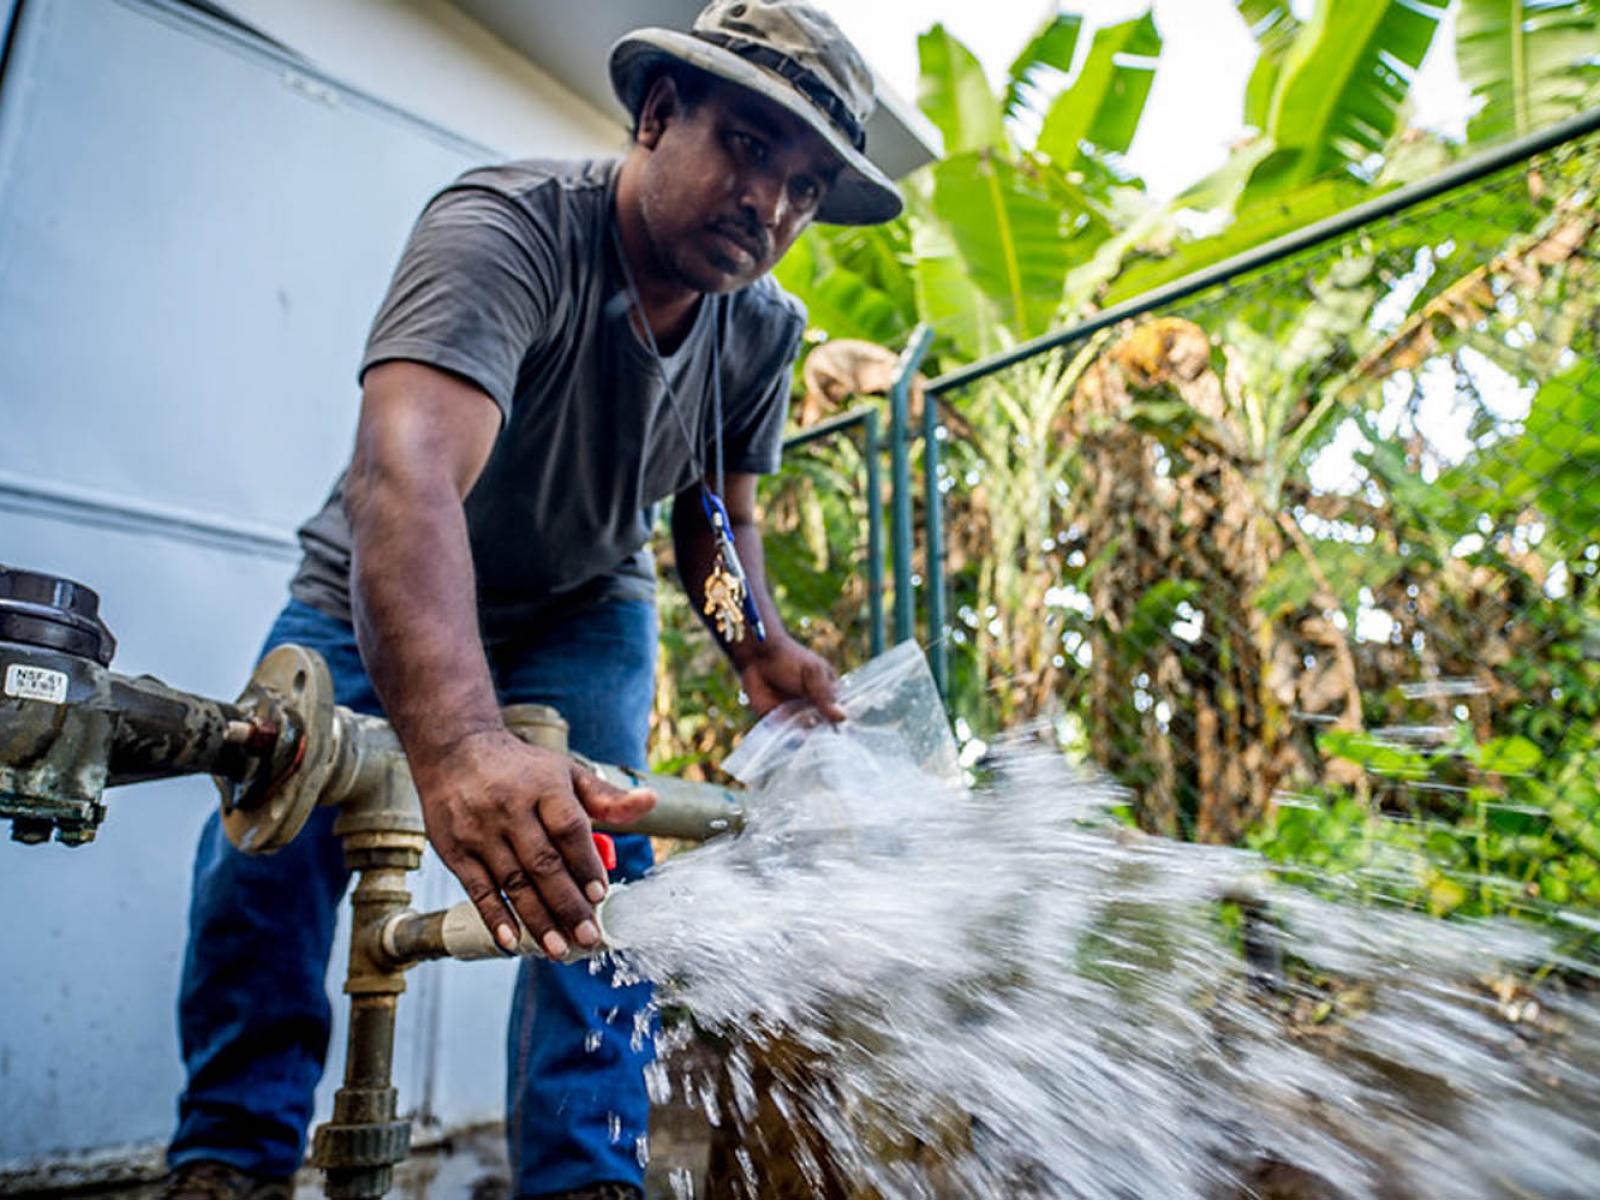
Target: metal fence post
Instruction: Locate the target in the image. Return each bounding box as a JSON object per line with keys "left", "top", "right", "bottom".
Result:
{"left": 862, "top": 408, "right": 885, "bottom": 657}
{"left": 922, "top": 388, "right": 947, "bottom": 697}
{"left": 890, "top": 325, "right": 933, "bottom": 645}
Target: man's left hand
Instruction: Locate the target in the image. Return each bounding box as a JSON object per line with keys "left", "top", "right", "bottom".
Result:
{"left": 738, "top": 634, "right": 845, "bottom": 722}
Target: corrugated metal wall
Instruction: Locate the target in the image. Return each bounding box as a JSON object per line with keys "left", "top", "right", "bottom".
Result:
{"left": 0, "top": 0, "right": 523, "bottom": 1166}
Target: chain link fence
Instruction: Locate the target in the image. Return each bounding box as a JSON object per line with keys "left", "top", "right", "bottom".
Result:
{"left": 911, "top": 123, "right": 1600, "bottom": 938}
{"left": 672, "top": 118, "right": 1599, "bottom": 950}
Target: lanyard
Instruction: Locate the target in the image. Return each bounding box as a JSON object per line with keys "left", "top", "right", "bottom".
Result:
{"left": 609, "top": 223, "right": 767, "bottom": 644}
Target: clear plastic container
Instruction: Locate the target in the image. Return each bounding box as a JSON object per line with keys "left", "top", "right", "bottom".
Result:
{"left": 723, "top": 640, "right": 959, "bottom": 788}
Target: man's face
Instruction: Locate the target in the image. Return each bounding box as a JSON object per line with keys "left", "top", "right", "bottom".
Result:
{"left": 636, "top": 77, "right": 840, "bottom": 294}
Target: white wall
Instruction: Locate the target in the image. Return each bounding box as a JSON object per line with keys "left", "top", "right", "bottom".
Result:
{"left": 220, "top": 0, "right": 624, "bottom": 160}
{"left": 0, "top": 0, "right": 629, "bottom": 1176}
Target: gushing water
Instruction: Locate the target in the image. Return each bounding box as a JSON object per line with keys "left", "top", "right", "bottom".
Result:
{"left": 602, "top": 646, "right": 1600, "bottom": 1199}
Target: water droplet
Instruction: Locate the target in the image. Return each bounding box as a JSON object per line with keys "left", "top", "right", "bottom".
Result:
{"left": 584, "top": 1029, "right": 602, "bottom": 1053}
{"left": 644, "top": 1060, "right": 672, "bottom": 1105}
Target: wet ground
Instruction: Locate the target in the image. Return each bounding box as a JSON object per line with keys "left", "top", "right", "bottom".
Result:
{"left": 327, "top": 1109, "right": 713, "bottom": 1200}
{"left": 291, "top": 1126, "right": 513, "bottom": 1200}
{"left": 11, "top": 1103, "right": 712, "bottom": 1200}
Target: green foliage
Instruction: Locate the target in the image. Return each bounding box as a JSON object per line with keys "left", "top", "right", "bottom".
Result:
{"left": 930, "top": 153, "right": 1100, "bottom": 339}
{"left": 1251, "top": 732, "right": 1600, "bottom": 920}
{"left": 917, "top": 24, "right": 1008, "bottom": 155}
{"left": 658, "top": 3, "right": 1600, "bottom": 946}
{"left": 1479, "top": 365, "right": 1600, "bottom": 545}
{"left": 1035, "top": 13, "right": 1163, "bottom": 167}
{"left": 1245, "top": 0, "right": 1449, "bottom": 193}
{"left": 911, "top": 216, "right": 999, "bottom": 360}
{"left": 1120, "top": 579, "right": 1202, "bottom": 656}
{"left": 1108, "top": 175, "right": 1371, "bottom": 303}
{"left": 1251, "top": 324, "right": 1600, "bottom": 933}
{"left": 1256, "top": 539, "right": 1405, "bottom": 619}
{"left": 1317, "top": 730, "right": 1433, "bottom": 781}
{"left": 1236, "top": 1, "right": 1302, "bottom": 132}
{"left": 1458, "top": 0, "right": 1600, "bottom": 143}
{"left": 1002, "top": 13, "right": 1083, "bottom": 122}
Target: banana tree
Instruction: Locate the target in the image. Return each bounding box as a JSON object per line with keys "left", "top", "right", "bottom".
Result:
{"left": 664, "top": 0, "right": 1600, "bottom": 832}
{"left": 777, "top": 3, "right": 1456, "bottom": 776}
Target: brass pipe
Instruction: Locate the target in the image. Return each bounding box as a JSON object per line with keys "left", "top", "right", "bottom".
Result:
{"left": 313, "top": 857, "right": 416, "bottom": 1200}
{"left": 379, "top": 891, "right": 622, "bottom": 967}
{"left": 310, "top": 736, "right": 427, "bottom": 1200}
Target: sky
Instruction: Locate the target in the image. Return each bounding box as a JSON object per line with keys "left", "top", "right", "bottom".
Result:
{"left": 815, "top": 0, "right": 1473, "bottom": 199}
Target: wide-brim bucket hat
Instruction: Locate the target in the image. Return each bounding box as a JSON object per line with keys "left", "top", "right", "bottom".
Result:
{"left": 610, "top": 0, "right": 903, "bottom": 226}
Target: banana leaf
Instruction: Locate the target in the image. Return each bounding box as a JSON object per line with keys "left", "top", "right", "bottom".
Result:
{"left": 1003, "top": 12, "right": 1083, "bottom": 121}
{"left": 774, "top": 233, "right": 909, "bottom": 346}
{"left": 1247, "top": 0, "right": 1447, "bottom": 194}
{"left": 1458, "top": 0, "right": 1600, "bottom": 144}
{"left": 918, "top": 23, "right": 1008, "bottom": 156}
{"left": 931, "top": 151, "right": 1096, "bottom": 339}
{"left": 1036, "top": 11, "right": 1163, "bottom": 168}
{"left": 1236, "top": 0, "right": 1303, "bottom": 132}
{"left": 1104, "top": 174, "right": 1368, "bottom": 304}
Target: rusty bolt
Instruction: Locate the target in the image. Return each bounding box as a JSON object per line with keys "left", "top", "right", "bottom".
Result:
{"left": 225, "top": 717, "right": 280, "bottom": 757}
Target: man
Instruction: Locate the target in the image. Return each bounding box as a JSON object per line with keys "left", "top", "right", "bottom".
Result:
{"left": 162, "top": 3, "right": 901, "bottom": 1199}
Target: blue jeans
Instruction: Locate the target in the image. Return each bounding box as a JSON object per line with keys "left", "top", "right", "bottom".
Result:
{"left": 170, "top": 597, "right": 658, "bottom": 1195}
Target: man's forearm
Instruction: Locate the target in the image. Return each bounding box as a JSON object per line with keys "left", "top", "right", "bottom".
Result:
{"left": 727, "top": 516, "right": 784, "bottom": 659}
{"left": 347, "top": 466, "right": 502, "bottom": 765}
{"left": 340, "top": 362, "right": 640, "bottom": 956}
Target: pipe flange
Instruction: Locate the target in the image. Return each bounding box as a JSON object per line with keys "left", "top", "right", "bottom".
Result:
{"left": 502, "top": 703, "right": 569, "bottom": 752}
{"left": 220, "top": 644, "right": 336, "bottom": 854}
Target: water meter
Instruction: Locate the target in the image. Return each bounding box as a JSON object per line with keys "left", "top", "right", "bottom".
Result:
{"left": 0, "top": 566, "right": 119, "bottom": 844}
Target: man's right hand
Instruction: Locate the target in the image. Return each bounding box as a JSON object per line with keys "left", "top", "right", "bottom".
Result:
{"left": 410, "top": 728, "right": 656, "bottom": 959}
{"left": 346, "top": 362, "right": 656, "bottom": 959}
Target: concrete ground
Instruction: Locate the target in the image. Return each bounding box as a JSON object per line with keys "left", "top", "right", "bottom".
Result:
{"left": 11, "top": 1105, "right": 712, "bottom": 1200}
{"left": 6, "top": 1025, "right": 721, "bottom": 1200}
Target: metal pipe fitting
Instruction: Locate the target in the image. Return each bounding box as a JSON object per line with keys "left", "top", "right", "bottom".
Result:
{"left": 105, "top": 673, "right": 267, "bottom": 786}
{"left": 1, "top": 567, "right": 292, "bottom": 844}
{"left": 379, "top": 890, "right": 623, "bottom": 967}
{"left": 504, "top": 703, "right": 746, "bottom": 841}
{"left": 581, "top": 758, "right": 745, "bottom": 841}
{"left": 315, "top": 858, "right": 417, "bottom": 1200}
{"left": 312, "top": 732, "right": 427, "bottom": 1200}
{"left": 2, "top": 569, "right": 754, "bottom": 1200}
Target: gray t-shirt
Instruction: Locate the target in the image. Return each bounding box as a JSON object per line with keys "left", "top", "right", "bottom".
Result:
{"left": 291, "top": 159, "right": 805, "bottom": 644}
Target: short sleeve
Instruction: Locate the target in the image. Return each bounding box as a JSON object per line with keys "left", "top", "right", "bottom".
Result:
{"left": 360, "top": 186, "right": 558, "bottom": 419}
{"left": 721, "top": 305, "right": 804, "bottom": 476}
